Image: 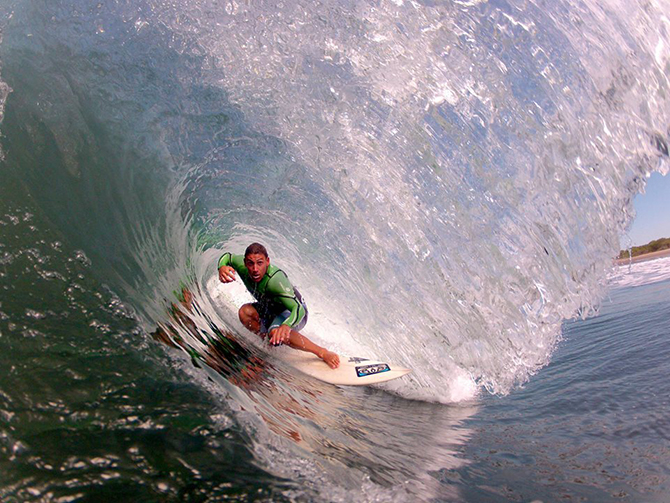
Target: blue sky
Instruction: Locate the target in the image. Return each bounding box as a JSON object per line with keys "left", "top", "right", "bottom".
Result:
{"left": 624, "top": 172, "right": 670, "bottom": 247}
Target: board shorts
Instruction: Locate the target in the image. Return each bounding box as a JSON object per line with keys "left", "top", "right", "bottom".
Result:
{"left": 253, "top": 303, "right": 308, "bottom": 334}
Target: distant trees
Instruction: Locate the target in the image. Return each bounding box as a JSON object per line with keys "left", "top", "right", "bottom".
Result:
{"left": 618, "top": 237, "right": 670, "bottom": 259}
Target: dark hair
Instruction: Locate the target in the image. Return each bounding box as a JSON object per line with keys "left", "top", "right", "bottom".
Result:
{"left": 245, "top": 242, "right": 268, "bottom": 258}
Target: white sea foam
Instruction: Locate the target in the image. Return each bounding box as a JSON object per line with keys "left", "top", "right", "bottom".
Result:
{"left": 609, "top": 255, "right": 670, "bottom": 289}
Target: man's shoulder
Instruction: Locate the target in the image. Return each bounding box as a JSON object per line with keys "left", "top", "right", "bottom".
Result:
{"left": 226, "top": 253, "right": 245, "bottom": 269}
{"left": 266, "top": 264, "right": 287, "bottom": 281}
{"left": 266, "top": 265, "right": 292, "bottom": 293}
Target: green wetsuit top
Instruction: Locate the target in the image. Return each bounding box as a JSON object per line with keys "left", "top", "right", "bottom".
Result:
{"left": 218, "top": 253, "right": 307, "bottom": 329}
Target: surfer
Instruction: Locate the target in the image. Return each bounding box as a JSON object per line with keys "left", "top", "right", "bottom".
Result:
{"left": 218, "top": 243, "right": 340, "bottom": 369}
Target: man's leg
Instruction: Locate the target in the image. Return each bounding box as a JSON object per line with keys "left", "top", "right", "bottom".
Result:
{"left": 252, "top": 309, "right": 340, "bottom": 369}
{"left": 238, "top": 303, "right": 263, "bottom": 335}
{"left": 285, "top": 329, "right": 340, "bottom": 369}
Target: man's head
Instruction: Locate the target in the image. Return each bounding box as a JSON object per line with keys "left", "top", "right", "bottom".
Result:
{"left": 244, "top": 243, "right": 270, "bottom": 283}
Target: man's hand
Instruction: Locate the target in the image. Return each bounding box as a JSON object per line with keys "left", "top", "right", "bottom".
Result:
{"left": 218, "top": 265, "right": 236, "bottom": 283}
{"left": 269, "top": 324, "right": 291, "bottom": 346}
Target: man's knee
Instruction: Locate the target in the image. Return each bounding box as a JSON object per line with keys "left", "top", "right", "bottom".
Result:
{"left": 238, "top": 303, "right": 259, "bottom": 323}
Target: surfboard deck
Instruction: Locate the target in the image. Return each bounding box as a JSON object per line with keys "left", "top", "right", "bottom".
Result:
{"left": 278, "top": 350, "right": 411, "bottom": 385}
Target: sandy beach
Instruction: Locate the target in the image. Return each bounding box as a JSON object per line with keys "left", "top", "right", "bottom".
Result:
{"left": 615, "top": 247, "right": 670, "bottom": 265}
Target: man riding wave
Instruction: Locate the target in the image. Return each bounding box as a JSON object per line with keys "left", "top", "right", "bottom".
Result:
{"left": 218, "top": 243, "right": 340, "bottom": 369}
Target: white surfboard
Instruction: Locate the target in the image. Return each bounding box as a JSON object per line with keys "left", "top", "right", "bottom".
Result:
{"left": 278, "top": 350, "right": 411, "bottom": 386}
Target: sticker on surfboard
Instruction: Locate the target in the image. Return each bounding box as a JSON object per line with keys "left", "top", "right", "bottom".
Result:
{"left": 355, "top": 362, "right": 391, "bottom": 377}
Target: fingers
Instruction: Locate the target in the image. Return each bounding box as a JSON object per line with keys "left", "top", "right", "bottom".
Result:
{"left": 218, "top": 267, "right": 236, "bottom": 283}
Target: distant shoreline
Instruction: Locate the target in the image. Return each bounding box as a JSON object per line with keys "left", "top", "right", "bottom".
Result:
{"left": 615, "top": 247, "right": 670, "bottom": 266}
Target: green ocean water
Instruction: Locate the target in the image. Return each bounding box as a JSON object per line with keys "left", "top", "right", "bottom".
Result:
{"left": 0, "top": 172, "right": 283, "bottom": 501}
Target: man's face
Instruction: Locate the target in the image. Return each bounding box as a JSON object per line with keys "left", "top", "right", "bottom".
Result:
{"left": 244, "top": 253, "right": 270, "bottom": 283}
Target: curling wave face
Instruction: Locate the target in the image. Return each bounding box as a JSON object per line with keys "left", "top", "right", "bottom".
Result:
{"left": 0, "top": 0, "right": 669, "bottom": 404}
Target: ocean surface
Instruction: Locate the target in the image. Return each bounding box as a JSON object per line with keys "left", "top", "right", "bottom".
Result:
{"left": 1, "top": 0, "right": 670, "bottom": 501}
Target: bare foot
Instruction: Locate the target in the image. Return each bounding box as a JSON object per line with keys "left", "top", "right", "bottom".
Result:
{"left": 322, "top": 351, "right": 340, "bottom": 369}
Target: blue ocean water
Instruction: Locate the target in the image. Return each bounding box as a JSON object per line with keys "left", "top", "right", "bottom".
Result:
{"left": 456, "top": 261, "right": 670, "bottom": 502}
{"left": 1, "top": 0, "right": 670, "bottom": 501}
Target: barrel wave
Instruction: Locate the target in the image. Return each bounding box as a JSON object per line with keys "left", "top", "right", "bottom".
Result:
{"left": 1, "top": 0, "right": 669, "bottom": 501}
